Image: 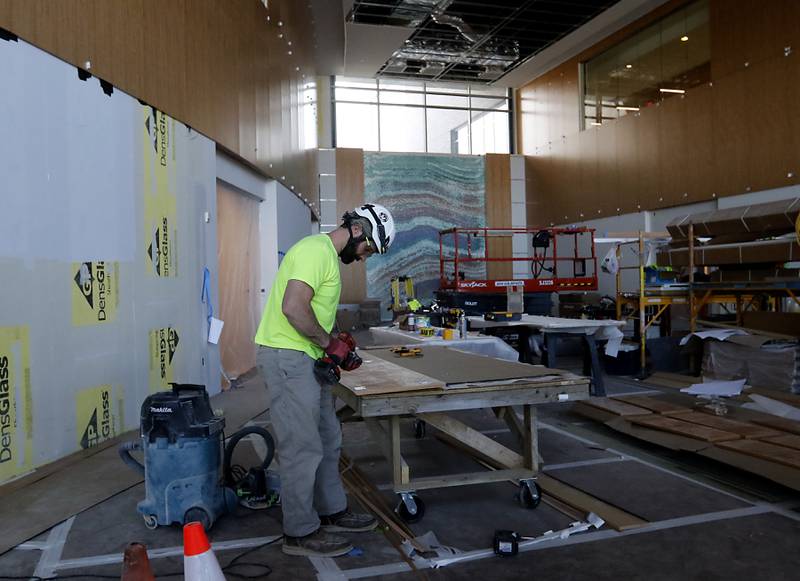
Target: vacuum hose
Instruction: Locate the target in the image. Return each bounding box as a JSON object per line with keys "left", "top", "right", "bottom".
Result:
{"left": 224, "top": 426, "right": 275, "bottom": 487}
{"left": 118, "top": 440, "right": 145, "bottom": 475}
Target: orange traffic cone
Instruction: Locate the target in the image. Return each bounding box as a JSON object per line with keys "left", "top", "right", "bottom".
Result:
{"left": 121, "top": 542, "right": 155, "bottom": 581}
{"left": 183, "top": 522, "right": 226, "bottom": 581}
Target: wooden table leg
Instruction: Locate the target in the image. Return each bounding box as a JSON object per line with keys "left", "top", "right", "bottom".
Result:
{"left": 366, "top": 418, "right": 409, "bottom": 488}
{"left": 390, "top": 416, "right": 409, "bottom": 488}
{"left": 522, "top": 405, "right": 539, "bottom": 474}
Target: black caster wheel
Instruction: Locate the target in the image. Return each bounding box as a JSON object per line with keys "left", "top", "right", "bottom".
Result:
{"left": 414, "top": 419, "right": 426, "bottom": 439}
{"left": 395, "top": 494, "right": 425, "bottom": 523}
{"left": 184, "top": 507, "right": 212, "bottom": 530}
{"left": 142, "top": 514, "right": 158, "bottom": 530}
{"left": 517, "top": 481, "right": 541, "bottom": 509}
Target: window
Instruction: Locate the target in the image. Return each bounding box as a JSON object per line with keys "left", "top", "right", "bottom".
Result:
{"left": 333, "top": 77, "right": 511, "bottom": 154}
{"left": 581, "top": 0, "right": 709, "bottom": 129}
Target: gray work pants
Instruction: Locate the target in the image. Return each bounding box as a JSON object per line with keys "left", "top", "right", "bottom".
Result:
{"left": 257, "top": 346, "right": 348, "bottom": 537}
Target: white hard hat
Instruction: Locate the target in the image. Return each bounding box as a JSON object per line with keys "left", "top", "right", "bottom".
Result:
{"left": 353, "top": 203, "right": 395, "bottom": 254}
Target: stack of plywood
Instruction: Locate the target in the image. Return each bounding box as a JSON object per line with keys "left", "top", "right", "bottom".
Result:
{"left": 574, "top": 390, "right": 800, "bottom": 491}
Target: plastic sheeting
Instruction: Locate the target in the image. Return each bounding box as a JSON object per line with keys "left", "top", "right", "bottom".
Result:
{"left": 702, "top": 340, "right": 798, "bottom": 392}
{"left": 368, "top": 326, "right": 521, "bottom": 362}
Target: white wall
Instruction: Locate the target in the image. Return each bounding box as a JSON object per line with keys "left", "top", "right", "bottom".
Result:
{"left": 0, "top": 39, "right": 218, "bottom": 483}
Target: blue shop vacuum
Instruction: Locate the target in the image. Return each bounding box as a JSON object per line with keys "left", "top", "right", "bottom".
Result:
{"left": 119, "top": 383, "right": 276, "bottom": 530}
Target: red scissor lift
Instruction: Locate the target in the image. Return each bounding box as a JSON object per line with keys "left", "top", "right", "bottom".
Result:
{"left": 438, "top": 226, "right": 598, "bottom": 295}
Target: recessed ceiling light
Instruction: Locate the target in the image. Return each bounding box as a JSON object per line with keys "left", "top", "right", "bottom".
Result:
{"left": 626, "top": 64, "right": 632, "bottom": 69}
{"left": 681, "top": 35, "right": 689, "bottom": 42}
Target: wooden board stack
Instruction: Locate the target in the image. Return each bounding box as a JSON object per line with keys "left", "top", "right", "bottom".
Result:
{"left": 574, "top": 384, "right": 800, "bottom": 491}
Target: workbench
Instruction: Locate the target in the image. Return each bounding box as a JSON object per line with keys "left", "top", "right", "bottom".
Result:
{"left": 467, "top": 315, "right": 624, "bottom": 396}
{"left": 335, "top": 345, "right": 591, "bottom": 522}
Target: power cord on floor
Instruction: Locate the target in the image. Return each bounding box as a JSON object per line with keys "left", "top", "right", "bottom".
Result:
{"left": 0, "top": 535, "right": 284, "bottom": 581}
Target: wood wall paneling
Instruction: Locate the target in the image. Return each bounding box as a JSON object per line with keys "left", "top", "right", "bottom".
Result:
{"left": 745, "top": 54, "right": 793, "bottom": 193}
{"left": 709, "top": 0, "right": 748, "bottom": 79}
{"left": 788, "top": 49, "right": 800, "bottom": 188}
{"left": 711, "top": 70, "right": 749, "bottom": 197}
{"left": 547, "top": 71, "right": 563, "bottom": 145}
{"left": 237, "top": 0, "right": 260, "bottom": 161}
{"left": 335, "top": 148, "right": 366, "bottom": 304}
{"left": 615, "top": 113, "right": 639, "bottom": 213}
{"left": 90, "top": 0, "right": 145, "bottom": 98}
{"left": 636, "top": 105, "right": 660, "bottom": 211}
{"left": 658, "top": 95, "right": 687, "bottom": 206}
{"left": 561, "top": 138, "right": 581, "bottom": 223}
{"left": 743, "top": 0, "right": 796, "bottom": 66}
{"left": 525, "top": 155, "right": 547, "bottom": 226}
{"left": 485, "top": 154, "right": 513, "bottom": 280}
{"left": 596, "top": 122, "right": 620, "bottom": 215}
{"left": 561, "top": 64, "right": 580, "bottom": 138}
{"left": 684, "top": 83, "right": 714, "bottom": 202}
{"left": 577, "top": 129, "right": 599, "bottom": 220}
{"left": 515, "top": 0, "right": 800, "bottom": 220}
{"left": 0, "top": 0, "right": 318, "bottom": 208}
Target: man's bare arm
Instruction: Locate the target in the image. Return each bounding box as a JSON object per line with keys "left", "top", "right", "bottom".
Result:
{"left": 282, "top": 279, "right": 331, "bottom": 348}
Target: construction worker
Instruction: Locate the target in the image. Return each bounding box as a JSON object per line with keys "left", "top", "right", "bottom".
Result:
{"left": 255, "top": 203, "right": 395, "bottom": 557}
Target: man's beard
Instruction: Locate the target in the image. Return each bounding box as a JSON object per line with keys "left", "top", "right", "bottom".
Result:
{"left": 339, "top": 240, "right": 360, "bottom": 264}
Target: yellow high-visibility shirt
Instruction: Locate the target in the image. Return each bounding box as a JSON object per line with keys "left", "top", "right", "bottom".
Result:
{"left": 255, "top": 234, "right": 341, "bottom": 359}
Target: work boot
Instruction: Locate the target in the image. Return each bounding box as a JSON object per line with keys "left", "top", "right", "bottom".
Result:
{"left": 320, "top": 509, "right": 378, "bottom": 533}
{"left": 282, "top": 529, "right": 353, "bottom": 557}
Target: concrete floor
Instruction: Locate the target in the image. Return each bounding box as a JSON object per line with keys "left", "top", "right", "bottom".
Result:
{"left": 2, "top": 334, "right": 800, "bottom": 580}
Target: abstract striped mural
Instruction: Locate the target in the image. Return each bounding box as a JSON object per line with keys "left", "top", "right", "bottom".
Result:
{"left": 364, "top": 153, "right": 486, "bottom": 310}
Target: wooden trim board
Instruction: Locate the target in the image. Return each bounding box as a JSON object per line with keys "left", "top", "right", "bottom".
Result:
{"left": 669, "top": 412, "right": 784, "bottom": 439}
{"left": 613, "top": 395, "right": 690, "bottom": 416}
{"left": 716, "top": 439, "right": 800, "bottom": 470}
{"left": 627, "top": 415, "right": 741, "bottom": 443}
{"left": 579, "top": 397, "right": 654, "bottom": 417}
{"left": 760, "top": 434, "right": 800, "bottom": 451}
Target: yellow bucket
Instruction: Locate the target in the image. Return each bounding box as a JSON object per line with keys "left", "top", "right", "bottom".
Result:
{"left": 443, "top": 328, "right": 455, "bottom": 340}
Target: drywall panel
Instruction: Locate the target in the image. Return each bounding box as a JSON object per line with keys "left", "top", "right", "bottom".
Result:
{"left": 0, "top": 38, "right": 218, "bottom": 484}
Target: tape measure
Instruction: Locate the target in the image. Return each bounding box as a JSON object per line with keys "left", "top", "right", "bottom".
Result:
{"left": 493, "top": 530, "right": 520, "bottom": 556}
{"left": 390, "top": 347, "right": 423, "bottom": 358}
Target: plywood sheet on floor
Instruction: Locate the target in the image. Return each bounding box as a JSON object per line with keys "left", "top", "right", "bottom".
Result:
{"left": 545, "top": 461, "right": 749, "bottom": 521}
